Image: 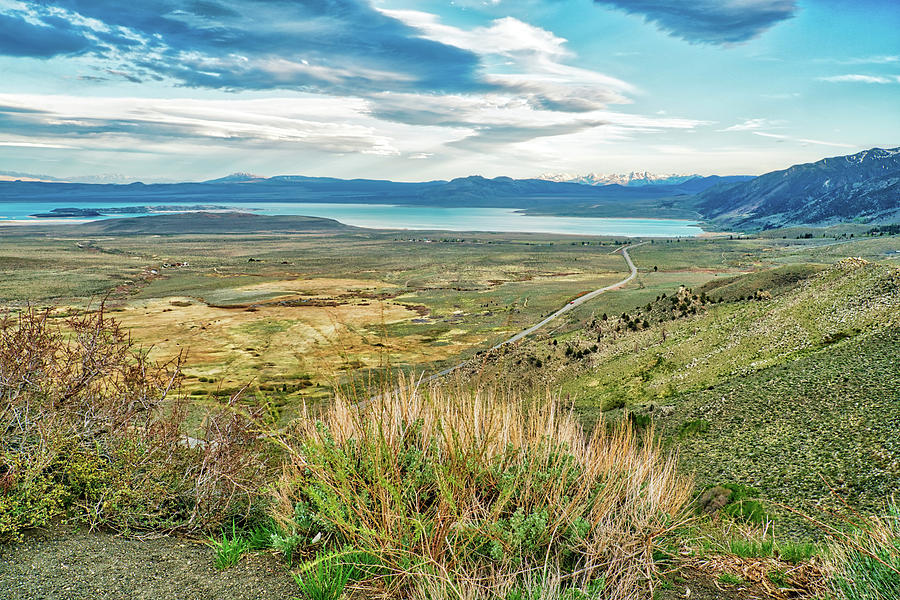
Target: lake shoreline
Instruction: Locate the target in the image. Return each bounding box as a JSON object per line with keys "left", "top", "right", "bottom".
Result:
{"left": 0, "top": 203, "right": 706, "bottom": 237}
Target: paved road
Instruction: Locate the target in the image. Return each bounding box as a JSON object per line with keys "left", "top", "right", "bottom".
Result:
{"left": 424, "top": 241, "right": 646, "bottom": 381}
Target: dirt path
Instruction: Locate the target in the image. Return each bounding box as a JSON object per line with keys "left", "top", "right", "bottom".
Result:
{"left": 426, "top": 242, "right": 645, "bottom": 381}
{"left": 494, "top": 242, "right": 644, "bottom": 348}
{"left": 0, "top": 528, "right": 296, "bottom": 600}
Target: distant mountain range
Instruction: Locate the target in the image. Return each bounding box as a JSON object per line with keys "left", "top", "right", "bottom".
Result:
{"left": 2, "top": 148, "right": 898, "bottom": 230}
{"left": 696, "top": 147, "right": 900, "bottom": 229}
{"left": 536, "top": 171, "right": 701, "bottom": 187}
{"left": 0, "top": 171, "right": 148, "bottom": 184}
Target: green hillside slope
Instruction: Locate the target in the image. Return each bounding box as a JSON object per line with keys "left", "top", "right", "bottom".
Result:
{"left": 479, "top": 258, "right": 899, "bottom": 531}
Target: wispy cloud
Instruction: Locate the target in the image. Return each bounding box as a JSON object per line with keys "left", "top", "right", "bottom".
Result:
{"left": 364, "top": 9, "right": 690, "bottom": 151}
{"left": 592, "top": 0, "right": 797, "bottom": 45}
{"left": 381, "top": 9, "right": 634, "bottom": 112}
{"left": 752, "top": 131, "right": 855, "bottom": 148}
{"left": 0, "top": 93, "right": 400, "bottom": 155}
{"left": 0, "top": 140, "right": 76, "bottom": 149}
{"left": 818, "top": 74, "right": 899, "bottom": 84}
{"left": 837, "top": 55, "right": 900, "bottom": 65}
{"left": 721, "top": 118, "right": 780, "bottom": 132}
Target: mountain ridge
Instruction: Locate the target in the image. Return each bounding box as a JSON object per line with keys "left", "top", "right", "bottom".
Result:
{"left": 697, "top": 147, "right": 900, "bottom": 229}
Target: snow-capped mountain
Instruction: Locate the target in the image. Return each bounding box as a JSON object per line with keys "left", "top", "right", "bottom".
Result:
{"left": 537, "top": 171, "right": 699, "bottom": 187}
{"left": 69, "top": 173, "right": 139, "bottom": 184}
{"left": 204, "top": 172, "right": 268, "bottom": 184}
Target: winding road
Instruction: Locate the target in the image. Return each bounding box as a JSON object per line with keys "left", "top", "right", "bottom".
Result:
{"left": 425, "top": 241, "right": 646, "bottom": 381}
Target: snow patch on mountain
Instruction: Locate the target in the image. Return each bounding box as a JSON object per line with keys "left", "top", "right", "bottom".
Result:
{"left": 537, "top": 171, "right": 699, "bottom": 187}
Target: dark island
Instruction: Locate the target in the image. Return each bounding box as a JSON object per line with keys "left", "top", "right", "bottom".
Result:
{"left": 30, "top": 207, "right": 105, "bottom": 218}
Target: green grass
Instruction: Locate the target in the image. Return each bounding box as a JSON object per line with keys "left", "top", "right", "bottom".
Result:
{"left": 208, "top": 522, "right": 253, "bottom": 569}
{"left": 292, "top": 552, "right": 356, "bottom": 600}
{"left": 778, "top": 542, "right": 819, "bottom": 563}
{"left": 561, "top": 261, "right": 898, "bottom": 414}
{"left": 768, "top": 568, "right": 787, "bottom": 587}
{"left": 697, "top": 263, "right": 827, "bottom": 302}
{"left": 717, "top": 573, "right": 744, "bottom": 586}
{"left": 728, "top": 538, "right": 774, "bottom": 558}
{"left": 826, "top": 504, "right": 900, "bottom": 600}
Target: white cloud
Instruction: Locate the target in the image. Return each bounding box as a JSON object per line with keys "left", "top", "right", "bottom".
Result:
{"left": 379, "top": 10, "right": 570, "bottom": 60}
{"left": 752, "top": 131, "right": 855, "bottom": 148}
{"left": 0, "top": 140, "right": 76, "bottom": 149}
{"left": 838, "top": 55, "right": 900, "bottom": 65}
{"left": 721, "top": 118, "right": 777, "bottom": 131}
{"left": 818, "top": 74, "right": 897, "bottom": 84}
{"left": 380, "top": 8, "right": 634, "bottom": 112}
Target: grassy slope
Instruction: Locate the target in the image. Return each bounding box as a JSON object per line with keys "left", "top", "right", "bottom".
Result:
{"left": 668, "top": 328, "right": 900, "bottom": 517}
{"left": 546, "top": 259, "right": 900, "bottom": 529}
{"left": 564, "top": 260, "right": 899, "bottom": 408}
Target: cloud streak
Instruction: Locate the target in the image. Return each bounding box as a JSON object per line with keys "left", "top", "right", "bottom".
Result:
{"left": 752, "top": 132, "right": 855, "bottom": 148}
{"left": 819, "top": 74, "right": 899, "bottom": 84}
{"left": 0, "top": 93, "right": 400, "bottom": 155}
{"left": 721, "top": 118, "right": 779, "bottom": 132}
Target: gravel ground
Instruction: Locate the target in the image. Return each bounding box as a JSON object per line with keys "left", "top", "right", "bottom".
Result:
{"left": 0, "top": 530, "right": 769, "bottom": 600}
{"left": 0, "top": 528, "right": 297, "bottom": 600}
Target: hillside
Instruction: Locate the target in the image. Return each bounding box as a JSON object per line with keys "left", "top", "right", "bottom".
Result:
{"left": 697, "top": 147, "right": 900, "bottom": 229}
{"left": 473, "top": 257, "right": 900, "bottom": 531}
{"left": 77, "top": 212, "right": 356, "bottom": 234}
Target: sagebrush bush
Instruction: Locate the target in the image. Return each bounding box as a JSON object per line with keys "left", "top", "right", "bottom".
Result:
{"left": 272, "top": 377, "right": 692, "bottom": 599}
{"left": 0, "top": 306, "right": 269, "bottom": 539}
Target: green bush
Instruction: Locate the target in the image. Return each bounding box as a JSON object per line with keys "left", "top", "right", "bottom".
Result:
{"left": 272, "top": 382, "right": 692, "bottom": 598}
{"left": 718, "top": 483, "right": 770, "bottom": 525}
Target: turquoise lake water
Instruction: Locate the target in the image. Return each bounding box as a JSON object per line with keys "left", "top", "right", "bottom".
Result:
{"left": 0, "top": 200, "right": 703, "bottom": 237}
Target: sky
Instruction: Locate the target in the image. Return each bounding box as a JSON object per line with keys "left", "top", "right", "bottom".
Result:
{"left": 0, "top": 0, "right": 898, "bottom": 182}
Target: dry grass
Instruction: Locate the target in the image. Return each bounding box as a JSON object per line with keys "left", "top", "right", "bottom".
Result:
{"left": 272, "top": 376, "right": 693, "bottom": 599}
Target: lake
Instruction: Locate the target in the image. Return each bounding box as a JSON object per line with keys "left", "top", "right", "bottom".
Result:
{"left": 0, "top": 200, "right": 703, "bottom": 237}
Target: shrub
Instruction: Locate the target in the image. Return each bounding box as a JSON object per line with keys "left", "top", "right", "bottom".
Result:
{"left": 272, "top": 378, "right": 692, "bottom": 598}
{"left": 0, "top": 306, "right": 269, "bottom": 539}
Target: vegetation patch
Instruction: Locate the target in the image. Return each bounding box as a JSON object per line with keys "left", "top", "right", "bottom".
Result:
{"left": 270, "top": 381, "right": 692, "bottom": 598}
{"left": 0, "top": 307, "right": 269, "bottom": 540}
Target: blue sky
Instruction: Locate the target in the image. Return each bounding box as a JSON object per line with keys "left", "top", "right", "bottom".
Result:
{"left": 0, "top": 0, "right": 897, "bottom": 181}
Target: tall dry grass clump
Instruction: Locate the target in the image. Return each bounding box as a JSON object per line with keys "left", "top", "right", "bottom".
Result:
{"left": 0, "top": 306, "right": 268, "bottom": 538}
{"left": 273, "top": 376, "right": 692, "bottom": 599}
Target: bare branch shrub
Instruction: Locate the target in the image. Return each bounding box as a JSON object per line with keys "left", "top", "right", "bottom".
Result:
{"left": 0, "top": 305, "right": 268, "bottom": 538}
